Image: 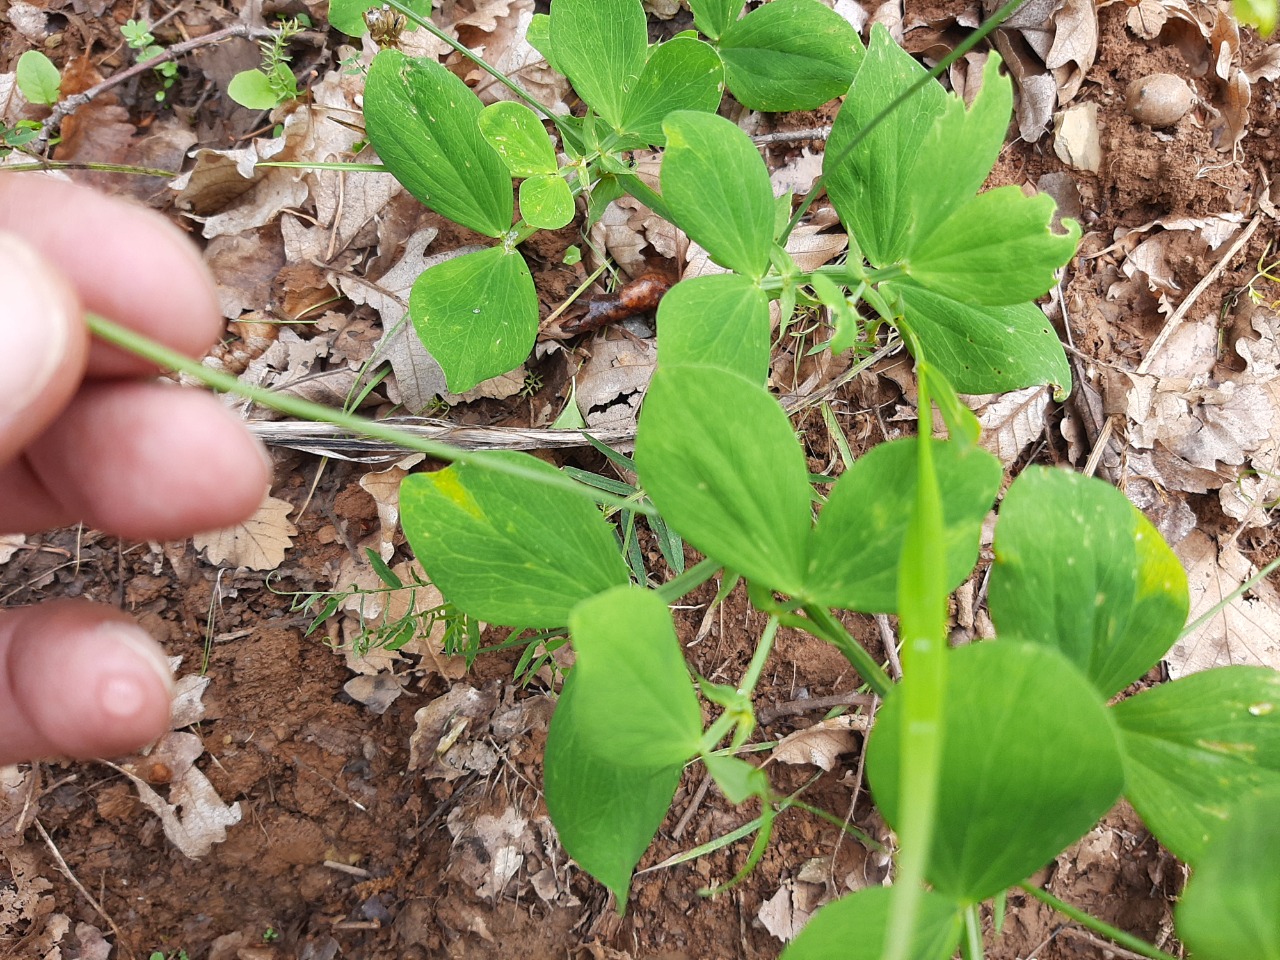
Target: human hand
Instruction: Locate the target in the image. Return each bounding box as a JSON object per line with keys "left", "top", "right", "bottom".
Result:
{"left": 0, "top": 175, "right": 270, "bottom": 764}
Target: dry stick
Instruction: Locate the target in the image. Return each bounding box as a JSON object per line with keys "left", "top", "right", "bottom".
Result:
{"left": 37, "top": 24, "right": 326, "bottom": 145}
{"left": 756, "top": 690, "right": 877, "bottom": 725}
{"left": 1136, "top": 211, "right": 1265, "bottom": 375}
{"left": 33, "top": 819, "right": 127, "bottom": 950}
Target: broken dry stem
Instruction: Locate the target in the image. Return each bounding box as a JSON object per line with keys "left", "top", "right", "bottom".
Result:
{"left": 85, "top": 313, "right": 657, "bottom": 518}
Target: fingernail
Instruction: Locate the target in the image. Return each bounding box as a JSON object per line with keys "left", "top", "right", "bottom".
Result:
{"left": 94, "top": 623, "right": 175, "bottom": 720}
{"left": 0, "top": 233, "right": 73, "bottom": 420}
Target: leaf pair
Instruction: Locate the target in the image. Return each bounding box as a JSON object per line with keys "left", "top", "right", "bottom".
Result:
{"left": 690, "top": 0, "right": 864, "bottom": 111}
{"left": 635, "top": 364, "right": 1001, "bottom": 610}
{"left": 365, "top": 52, "right": 540, "bottom": 392}
{"left": 541, "top": 0, "right": 723, "bottom": 148}
{"left": 824, "top": 27, "right": 1078, "bottom": 396}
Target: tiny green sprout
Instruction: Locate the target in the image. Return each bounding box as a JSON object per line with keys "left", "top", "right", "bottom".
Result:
{"left": 228, "top": 17, "right": 305, "bottom": 111}
{"left": 262, "top": 927, "right": 279, "bottom": 943}
{"left": 121, "top": 19, "right": 178, "bottom": 101}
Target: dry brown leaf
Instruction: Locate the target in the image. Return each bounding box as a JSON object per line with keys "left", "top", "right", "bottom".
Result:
{"left": 0, "top": 845, "right": 52, "bottom": 929}
{"left": 771, "top": 715, "right": 867, "bottom": 771}
{"left": 1245, "top": 44, "right": 1280, "bottom": 82}
{"left": 343, "top": 673, "right": 406, "bottom": 714}
{"left": 0, "top": 533, "right": 24, "bottom": 564}
{"left": 970, "top": 385, "right": 1051, "bottom": 465}
{"left": 408, "top": 684, "right": 500, "bottom": 773}
{"left": 576, "top": 336, "right": 657, "bottom": 429}
{"left": 0, "top": 765, "right": 38, "bottom": 844}
{"left": 112, "top": 745, "right": 243, "bottom": 859}
{"left": 194, "top": 494, "right": 297, "bottom": 570}
{"left": 359, "top": 455, "right": 424, "bottom": 560}
{"left": 1171, "top": 529, "right": 1280, "bottom": 675}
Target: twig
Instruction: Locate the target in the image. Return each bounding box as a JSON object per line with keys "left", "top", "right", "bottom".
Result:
{"left": 671, "top": 772, "right": 712, "bottom": 840}
{"left": 752, "top": 126, "right": 833, "bottom": 144}
{"left": 1060, "top": 925, "right": 1175, "bottom": 960}
{"left": 756, "top": 690, "right": 877, "bottom": 725}
{"left": 37, "top": 24, "right": 326, "bottom": 146}
{"left": 1136, "top": 211, "right": 1264, "bottom": 375}
{"left": 323, "top": 859, "right": 372, "bottom": 878}
{"left": 33, "top": 818, "right": 127, "bottom": 951}
{"left": 876, "top": 613, "right": 902, "bottom": 681}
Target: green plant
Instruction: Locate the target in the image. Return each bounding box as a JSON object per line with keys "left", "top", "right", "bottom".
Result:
{"left": 227, "top": 17, "right": 309, "bottom": 111}
{"left": 77, "top": 0, "right": 1280, "bottom": 955}
{"left": 121, "top": 19, "right": 180, "bottom": 102}
{"left": 15, "top": 49, "right": 60, "bottom": 105}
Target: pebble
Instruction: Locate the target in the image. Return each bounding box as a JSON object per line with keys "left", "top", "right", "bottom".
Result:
{"left": 1125, "top": 74, "right": 1195, "bottom": 127}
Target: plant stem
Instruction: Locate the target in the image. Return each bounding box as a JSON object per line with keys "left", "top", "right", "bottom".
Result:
{"left": 1017, "top": 882, "right": 1181, "bottom": 960}
{"left": 1179, "top": 552, "right": 1280, "bottom": 639}
{"left": 0, "top": 160, "right": 179, "bottom": 177}
{"left": 655, "top": 558, "right": 720, "bottom": 604}
{"left": 801, "top": 604, "right": 892, "bottom": 697}
{"left": 962, "top": 903, "right": 985, "bottom": 959}
{"left": 256, "top": 161, "right": 388, "bottom": 172}
{"left": 882, "top": 349, "right": 949, "bottom": 960}
{"left": 739, "top": 616, "right": 779, "bottom": 696}
{"left": 85, "top": 313, "right": 657, "bottom": 517}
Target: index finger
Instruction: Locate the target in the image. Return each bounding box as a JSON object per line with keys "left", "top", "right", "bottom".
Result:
{"left": 0, "top": 174, "right": 222, "bottom": 378}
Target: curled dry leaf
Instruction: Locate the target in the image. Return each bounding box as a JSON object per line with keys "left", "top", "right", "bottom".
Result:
{"left": 193, "top": 493, "right": 297, "bottom": 571}
{"left": 1053, "top": 102, "right": 1102, "bottom": 173}
{"left": 771, "top": 715, "right": 868, "bottom": 771}
{"left": 969, "top": 385, "right": 1053, "bottom": 466}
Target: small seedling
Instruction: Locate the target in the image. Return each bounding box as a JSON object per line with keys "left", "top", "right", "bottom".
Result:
{"left": 121, "top": 19, "right": 180, "bottom": 102}
{"left": 227, "top": 17, "right": 309, "bottom": 111}
{"left": 15, "top": 49, "right": 61, "bottom": 106}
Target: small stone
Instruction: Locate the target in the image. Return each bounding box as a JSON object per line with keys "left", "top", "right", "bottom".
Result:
{"left": 1126, "top": 74, "right": 1195, "bottom": 127}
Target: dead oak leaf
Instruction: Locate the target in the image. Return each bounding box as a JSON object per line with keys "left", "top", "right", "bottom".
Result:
{"left": 193, "top": 494, "right": 297, "bottom": 570}
{"left": 1171, "top": 529, "right": 1280, "bottom": 676}
{"left": 771, "top": 715, "right": 868, "bottom": 771}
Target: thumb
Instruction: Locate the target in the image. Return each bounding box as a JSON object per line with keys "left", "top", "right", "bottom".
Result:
{"left": 0, "top": 231, "right": 89, "bottom": 466}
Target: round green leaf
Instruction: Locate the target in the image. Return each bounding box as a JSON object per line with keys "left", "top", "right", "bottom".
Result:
{"left": 409, "top": 246, "right": 539, "bottom": 393}
{"left": 991, "top": 467, "right": 1189, "bottom": 698}
{"left": 781, "top": 887, "right": 961, "bottom": 960}
{"left": 635, "top": 365, "right": 812, "bottom": 596}
{"left": 808, "top": 438, "right": 1001, "bottom": 613}
{"left": 889, "top": 282, "right": 1072, "bottom": 398}
{"left": 227, "top": 70, "right": 280, "bottom": 110}
{"left": 567, "top": 586, "right": 704, "bottom": 767}
{"left": 478, "top": 100, "right": 559, "bottom": 177}
{"left": 867, "top": 642, "right": 1126, "bottom": 903}
{"left": 365, "top": 50, "right": 513, "bottom": 238}
{"left": 617, "top": 37, "right": 724, "bottom": 147}
{"left": 718, "top": 0, "right": 862, "bottom": 111}
{"left": 1176, "top": 787, "right": 1280, "bottom": 960}
{"left": 16, "top": 50, "right": 61, "bottom": 106}
{"left": 689, "top": 0, "right": 744, "bottom": 39}
{"left": 660, "top": 111, "right": 774, "bottom": 279}
{"left": 545, "top": 670, "right": 683, "bottom": 907}
{"left": 1115, "top": 666, "right": 1280, "bottom": 863}
{"left": 399, "top": 451, "right": 629, "bottom": 627}
{"left": 656, "top": 273, "right": 771, "bottom": 383}
{"left": 519, "top": 173, "right": 575, "bottom": 229}
{"left": 906, "top": 188, "right": 1082, "bottom": 307}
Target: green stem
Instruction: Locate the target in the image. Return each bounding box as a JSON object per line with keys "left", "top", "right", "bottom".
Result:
{"left": 256, "top": 161, "right": 388, "bottom": 172}
{"left": 883, "top": 327, "right": 948, "bottom": 960}
{"left": 0, "top": 160, "right": 178, "bottom": 177}
{"left": 739, "top": 616, "right": 779, "bottom": 697}
{"left": 1017, "top": 882, "right": 1181, "bottom": 960}
{"left": 382, "top": 0, "right": 560, "bottom": 127}
{"left": 655, "top": 558, "right": 720, "bottom": 605}
{"left": 962, "top": 903, "right": 985, "bottom": 959}
{"left": 801, "top": 604, "right": 893, "bottom": 697}
{"left": 1180, "top": 553, "right": 1280, "bottom": 639}
{"left": 779, "top": 0, "right": 1032, "bottom": 245}
{"left": 85, "top": 313, "right": 656, "bottom": 517}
